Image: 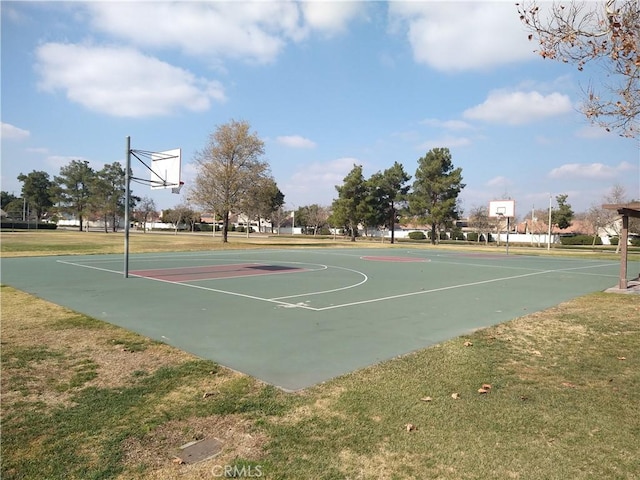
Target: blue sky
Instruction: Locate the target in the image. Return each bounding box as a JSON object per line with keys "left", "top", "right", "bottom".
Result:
{"left": 2, "top": 1, "right": 638, "bottom": 217}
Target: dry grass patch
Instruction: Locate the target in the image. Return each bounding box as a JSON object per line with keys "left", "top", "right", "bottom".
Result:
{"left": 1, "top": 287, "right": 196, "bottom": 397}
{"left": 118, "top": 414, "right": 268, "bottom": 480}
{"left": 275, "top": 385, "right": 347, "bottom": 424}
{"left": 1, "top": 286, "right": 283, "bottom": 480}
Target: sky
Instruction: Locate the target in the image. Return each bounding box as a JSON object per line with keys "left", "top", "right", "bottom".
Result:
{"left": 1, "top": 0, "right": 639, "bottom": 218}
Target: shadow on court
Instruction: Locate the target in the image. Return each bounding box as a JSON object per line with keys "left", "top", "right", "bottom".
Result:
{"left": 1, "top": 248, "right": 629, "bottom": 390}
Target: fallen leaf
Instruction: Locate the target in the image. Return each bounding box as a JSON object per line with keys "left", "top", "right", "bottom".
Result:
{"left": 405, "top": 423, "right": 416, "bottom": 432}
{"left": 561, "top": 382, "right": 577, "bottom": 388}
{"left": 478, "top": 388, "right": 489, "bottom": 394}
{"left": 202, "top": 392, "right": 216, "bottom": 399}
{"left": 451, "top": 393, "right": 460, "bottom": 399}
{"left": 420, "top": 396, "right": 433, "bottom": 402}
{"left": 532, "top": 350, "right": 542, "bottom": 356}
{"left": 172, "top": 457, "right": 185, "bottom": 465}
{"left": 482, "top": 384, "right": 492, "bottom": 390}
{"left": 617, "top": 357, "right": 626, "bottom": 360}
{"left": 463, "top": 341, "right": 473, "bottom": 347}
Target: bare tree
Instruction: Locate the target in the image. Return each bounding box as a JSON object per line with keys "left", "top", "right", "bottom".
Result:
{"left": 518, "top": 0, "right": 639, "bottom": 137}
{"left": 602, "top": 183, "right": 630, "bottom": 251}
{"left": 163, "top": 204, "right": 199, "bottom": 234}
{"left": 584, "top": 204, "right": 610, "bottom": 245}
{"left": 271, "top": 206, "right": 287, "bottom": 235}
{"left": 468, "top": 205, "right": 492, "bottom": 244}
{"left": 134, "top": 196, "right": 156, "bottom": 232}
{"left": 304, "top": 204, "right": 331, "bottom": 236}
{"left": 189, "top": 120, "right": 269, "bottom": 243}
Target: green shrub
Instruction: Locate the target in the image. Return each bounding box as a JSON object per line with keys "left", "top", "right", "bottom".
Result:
{"left": 408, "top": 231, "right": 426, "bottom": 240}
{"left": 0, "top": 221, "right": 57, "bottom": 230}
{"left": 609, "top": 236, "right": 619, "bottom": 245}
{"left": 631, "top": 237, "right": 640, "bottom": 247}
{"left": 466, "top": 232, "right": 479, "bottom": 242}
{"left": 450, "top": 228, "right": 465, "bottom": 241}
{"left": 467, "top": 232, "right": 491, "bottom": 242}
{"left": 560, "top": 235, "right": 602, "bottom": 246}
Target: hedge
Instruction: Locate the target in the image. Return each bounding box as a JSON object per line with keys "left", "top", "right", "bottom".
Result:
{"left": 408, "top": 231, "right": 426, "bottom": 240}
{"left": 560, "top": 234, "right": 602, "bottom": 246}
{"left": 0, "top": 221, "right": 57, "bottom": 230}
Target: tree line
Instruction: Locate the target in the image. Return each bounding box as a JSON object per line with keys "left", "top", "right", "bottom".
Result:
{"left": 3, "top": 160, "right": 140, "bottom": 232}
{"left": 329, "top": 148, "right": 465, "bottom": 244}
{"left": 3, "top": 119, "right": 635, "bottom": 245}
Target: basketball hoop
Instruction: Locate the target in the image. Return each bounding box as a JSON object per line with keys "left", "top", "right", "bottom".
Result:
{"left": 171, "top": 181, "right": 184, "bottom": 194}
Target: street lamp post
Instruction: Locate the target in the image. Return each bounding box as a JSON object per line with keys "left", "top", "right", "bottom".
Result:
{"left": 547, "top": 194, "right": 552, "bottom": 251}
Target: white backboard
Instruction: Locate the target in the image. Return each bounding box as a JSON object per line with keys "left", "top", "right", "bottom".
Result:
{"left": 489, "top": 200, "right": 515, "bottom": 218}
{"left": 150, "top": 148, "right": 181, "bottom": 189}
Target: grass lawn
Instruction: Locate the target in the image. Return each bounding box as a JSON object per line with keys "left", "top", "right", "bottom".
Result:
{"left": 1, "top": 231, "right": 639, "bottom": 479}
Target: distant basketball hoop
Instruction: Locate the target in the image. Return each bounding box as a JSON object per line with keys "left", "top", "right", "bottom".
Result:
{"left": 489, "top": 200, "right": 515, "bottom": 218}
{"left": 489, "top": 200, "right": 516, "bottom": 255}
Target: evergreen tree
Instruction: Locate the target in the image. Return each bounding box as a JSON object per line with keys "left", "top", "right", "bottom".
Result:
{"left": 17, "top": 170, "right": 54, "bottom": 221}
{"left": 332, "top": 164, "right": 367, "bottom": 242}
{"left": 54, "top": 160, "right": 95, "bottom": 231}
{"left": 551, "top": 194, "right": 574, "bottom": 230}
{"left": 409, "top": 148, "right": 465, "bottom": 244}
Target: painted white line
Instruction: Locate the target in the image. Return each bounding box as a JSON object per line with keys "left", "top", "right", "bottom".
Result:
{"left": 56, "top": 258, "right": 317, "bottom": 310}
{"left": 313, "top": 263, "right": 621, "bottom": 311}
{"left": 132, "top": 275, "right": 315, "bottom": 310}
{"left": 57, "top": 259, "right": 124, "bottom": 275}
{"left": 270, "top": 265, "right": 368, "bottom": 300}
{"left": 56, "top": 257, "right": 621, "bottom": 312}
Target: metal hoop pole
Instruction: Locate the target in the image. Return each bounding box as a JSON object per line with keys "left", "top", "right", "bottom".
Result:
{"left": 124, "top": 136, "right": 131, "bottom": 278}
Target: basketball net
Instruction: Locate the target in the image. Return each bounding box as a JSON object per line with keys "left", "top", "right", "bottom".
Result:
{"left": 171, "top": 182, "right": 185, "bottom": 194}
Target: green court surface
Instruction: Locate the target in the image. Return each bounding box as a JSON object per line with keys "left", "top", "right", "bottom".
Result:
{"left": 1, "top": 248, "right": 630, "bottom": 390}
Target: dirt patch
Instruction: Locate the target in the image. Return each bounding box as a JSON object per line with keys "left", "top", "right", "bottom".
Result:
{"left": 118, "top": 414, "right": 268, "bottom": 479}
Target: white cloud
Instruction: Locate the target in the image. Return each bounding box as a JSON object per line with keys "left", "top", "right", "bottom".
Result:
{"left": 421, "top": 118, "right": 474, "bottom": 130}
{"left": 418, "top": 135, "right": 472, "bottom": 151}
{"left": 301, "top": 1, "right": 366, "bottom": 37}
{"left": 26, "top": 147, "right": 49, "bottom": 154}
{"left": 84, "top": 2, "right": 365, "bottom": 65}
{"left": 35, "top": 43, "right": 225, "bottom": 118}
{"left": 463, "top": 90, "right": 572, "bottom": 125}
{"left": 1, "top": 123, "right": 30, "bottom": 141}
{"left": 285, "top": 157, "right": 361, "bottom": 206}
{"left": 486, "top": 176, "right": 512, "bottom": 188}
{"left": 389, "top": 2, "right": 535, "bottom": 72}
{"left": 85, "top": 3, "right": 294, "bottom": 63}
{"left": 548, "top": 162, "right": 636, "bottom": 180}
{"left": 45, "top": 155, "right": 99, "bottom": 172}
{"left": 276, "top": 135, "right": 317, "bottom": 149}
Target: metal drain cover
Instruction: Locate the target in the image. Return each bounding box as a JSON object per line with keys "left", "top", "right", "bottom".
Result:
{"left": 178, "top": 438, "right": 223, "bottom": 464}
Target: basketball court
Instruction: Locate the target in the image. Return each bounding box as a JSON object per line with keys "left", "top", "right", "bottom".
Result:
{"left": 1, "top": 248, "right": 628, "bottom": 390}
